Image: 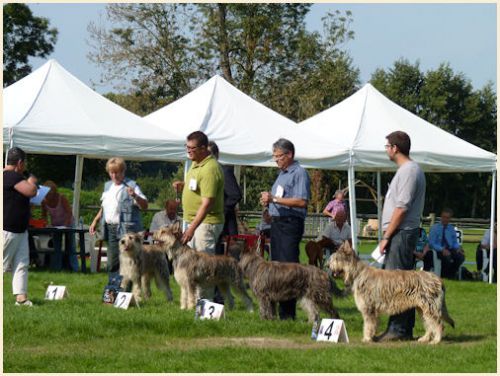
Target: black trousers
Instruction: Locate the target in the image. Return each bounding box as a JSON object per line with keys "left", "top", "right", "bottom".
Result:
{"left": 439, "top": 249, "right": 465, "bottom": 279}
{"left": 270, "top": 216, "right": 304, "bottom": 320}
{"left": 383, "top": 228, "right": 418, "bottom": 337}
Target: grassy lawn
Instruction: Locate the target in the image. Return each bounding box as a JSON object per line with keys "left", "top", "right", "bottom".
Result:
{"left": 3, "top": 245, "right": 497, "bottom": 373}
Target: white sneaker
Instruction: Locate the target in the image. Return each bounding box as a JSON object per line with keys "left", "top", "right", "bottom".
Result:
{"left": 15, "top": 299, "right": 33, "bottom": 307}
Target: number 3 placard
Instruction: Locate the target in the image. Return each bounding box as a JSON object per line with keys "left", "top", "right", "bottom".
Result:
{"left": 316, "top": 319, "right": 349, "bottom": 343}
{"left": 45, "top": 285, "right": 68, "bottom": 300}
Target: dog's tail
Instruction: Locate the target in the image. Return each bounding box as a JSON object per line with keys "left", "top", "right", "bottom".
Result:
{"left": 328, "top": 272, "right": 347, "bottom": 298}
{"left": 441, "top": 286, "right": 455, "bottom": 329}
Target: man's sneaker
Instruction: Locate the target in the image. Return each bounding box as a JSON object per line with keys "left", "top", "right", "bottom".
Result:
{"left": 15, "top": 299, "right": 33, "bottom": 307}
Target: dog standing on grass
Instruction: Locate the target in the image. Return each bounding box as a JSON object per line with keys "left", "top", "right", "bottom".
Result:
{"left": 119, "top": 232, "right": 173, "bottom": 303}
{"left": 305, "top": 237, "right": 336, "bottom": 269}
{"left": 238, "top": 244, "right": 340, "bottom": 323}
{"left": 329, "top": 241, "right": 455, "bottom": 344}
{"left": 154, "top": 223, "right": 254, "bottom": 312}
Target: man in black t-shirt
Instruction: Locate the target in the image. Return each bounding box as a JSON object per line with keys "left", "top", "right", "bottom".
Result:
{"left": 3, "top": 147, "right": 38, "bottom": 306}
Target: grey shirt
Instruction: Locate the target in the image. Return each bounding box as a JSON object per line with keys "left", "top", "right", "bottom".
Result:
{"left": 382, "top": 160, "right": 426, "bottom": 231}
{"left": 269, "top": 161, "right": 311, "bottom": 219}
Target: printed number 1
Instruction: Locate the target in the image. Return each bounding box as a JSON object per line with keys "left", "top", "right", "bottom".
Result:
{"left": 325, "top": 321, "right": 334, "bottom": 340}
{"left": 117, "top": 295, "right": 127, "bottom": 308}
{"left": 52, "top": 288, "right": 58, "bottom": 300}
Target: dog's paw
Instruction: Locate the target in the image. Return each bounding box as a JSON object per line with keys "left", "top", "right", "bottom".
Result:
{"left": 362, "top": 337, "right": 373, "bottom": 343}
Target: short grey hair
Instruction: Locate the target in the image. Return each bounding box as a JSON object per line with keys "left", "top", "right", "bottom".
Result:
{"left": 272, "top": 138, "right": 295, "bottom": 158}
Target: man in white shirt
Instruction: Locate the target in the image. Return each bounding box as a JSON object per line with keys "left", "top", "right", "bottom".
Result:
{"left": 150, "top": 200, "right": 181, "bottom": 233}
{"left": 320, "top": 210, "right": 352, "bottom": 252}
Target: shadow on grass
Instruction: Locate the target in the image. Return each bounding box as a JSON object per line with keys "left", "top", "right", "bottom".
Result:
{"left": 444, "top": 334, "right": 487, "bottom": 343}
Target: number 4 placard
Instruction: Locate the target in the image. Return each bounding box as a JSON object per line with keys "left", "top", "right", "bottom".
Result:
{"left": 113, "top": 292, "right": 139, "bottom": 310}
{"left": 316, "top": 319, "right": 349, "bottom": 343}
{"left": 45, "top": 285, "right": 68, "bottom": 300}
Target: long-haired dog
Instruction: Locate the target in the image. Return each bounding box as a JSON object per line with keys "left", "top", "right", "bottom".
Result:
{"left": 154, "top": 223, "right": 253, "bottom": 312}
{"left": 238, "top": 245, "right": 340, "bottom": 323}
{"left": 305, "top": 237, "right": 336, "bottom": 268}
{"left": 119, "top": 232, "right": 173, "bottom": 303}
{"left": 329, "top": 241, "right": 455, "bottom": 344}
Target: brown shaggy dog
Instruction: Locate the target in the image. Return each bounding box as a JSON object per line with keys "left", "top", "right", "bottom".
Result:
{"left": 118, "top": 232, "right": 173, "bottom": 303}
{"left": 154, "top": 223, "right": 254, "bottom": 312}
{"left": 329, "top": 241, "right": 455, "bottom": 344}
{"left": 305, "top": 237, "right": 336, "bottom": 268}
{"left": 238, "top": 245, "right": 340, "bottom": 323}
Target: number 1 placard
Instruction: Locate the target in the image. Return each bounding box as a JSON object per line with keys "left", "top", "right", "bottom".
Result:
{"left": 45, "top": 285, "right": 68, "bottom": 300}
{"left": 316, "top": 319, "right": 349, "bottom": 343}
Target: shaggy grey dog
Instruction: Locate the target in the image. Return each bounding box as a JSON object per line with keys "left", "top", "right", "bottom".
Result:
{"left": 119, "top": 232, "right": 173, "bottom": 303}
{"left": 329, "top": 241, "right": 455, "bottom": 344}
{"left": 154, "top": 223, "right": 253, "bottom": 312}
{"left": 238, "top": 245, "right": 340, "bottom": 323}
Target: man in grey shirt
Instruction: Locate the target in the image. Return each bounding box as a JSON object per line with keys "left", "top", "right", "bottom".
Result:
{"left": 377, "top": 131, "right": 426, "bottom": 342}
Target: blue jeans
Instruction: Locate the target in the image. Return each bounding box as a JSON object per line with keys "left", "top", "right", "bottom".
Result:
{"left": 383, "top": 228, "right": 418, "bottom": 336}
{"left": 49, "top": 232, "right": 79, "bottom": 272}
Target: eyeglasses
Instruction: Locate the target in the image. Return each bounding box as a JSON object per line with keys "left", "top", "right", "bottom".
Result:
{"left": 272, "top": 153, "right": 287, "bottom": 161}
{"left": 185, "top": 144, "right": 201, "bottom": 151}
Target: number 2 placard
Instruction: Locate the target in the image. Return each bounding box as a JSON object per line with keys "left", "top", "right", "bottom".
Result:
{"left": 316, "top": 319, "right": 349, "bottom": 343}
{"left": 45, "top": 285, "right": 68, "bottom": 300}
{"left": 113, "top": 292, "right": 135, "bottom": 310}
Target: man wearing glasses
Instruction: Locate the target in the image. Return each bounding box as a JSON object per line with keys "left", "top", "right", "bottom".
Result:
{"left": 377, "top": 131, "right": 426, "bottom": 341}
{"left": 260, "top": 138, "right": 311, "bottom": 320}
{"left": 173, "top": 131, "right": 224, "bottom": 264}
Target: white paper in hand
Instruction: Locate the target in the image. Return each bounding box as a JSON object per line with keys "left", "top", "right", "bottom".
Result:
{"left": 371, "top": 246, "right": 385, "bottom": 264}
{"left": 30, "top": 185, "right": 50, "bottom": 205}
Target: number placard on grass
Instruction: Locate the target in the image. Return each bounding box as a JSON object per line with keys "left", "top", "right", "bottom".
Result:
{"left": 113, "top": 292, "right": 138, "bottom": 310}
{"left": 195, "top": 299, "right": 224, "bottom": 320}
{"left": 45, "top": 285, "right": 68, "bottom": 300}
{"left": 316, "top": 319, "right": 349, "bottom": 343}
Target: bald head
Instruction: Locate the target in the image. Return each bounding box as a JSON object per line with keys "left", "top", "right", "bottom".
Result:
{"left": 335, "top": 210, "right": 347, "bottom": 227}
{"left": 165, "top": 200, "right": 178, "bottom": 220}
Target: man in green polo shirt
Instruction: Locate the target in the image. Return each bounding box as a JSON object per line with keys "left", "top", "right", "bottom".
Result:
{"left": 173, "top": 131, "right": 224, "bottom": 256}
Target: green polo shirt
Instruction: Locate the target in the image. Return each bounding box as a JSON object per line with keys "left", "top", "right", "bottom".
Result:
{"left": 182, "top": 154, "right": 224, "bottom": 224}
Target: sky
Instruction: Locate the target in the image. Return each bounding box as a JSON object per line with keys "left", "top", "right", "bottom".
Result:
{"left": 26, "top": 3, "right": 497, "bottom": 94}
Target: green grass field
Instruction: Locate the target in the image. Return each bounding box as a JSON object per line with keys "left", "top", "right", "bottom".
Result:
{"left": 3, "top": 242, "right": 497, "bottom": 373}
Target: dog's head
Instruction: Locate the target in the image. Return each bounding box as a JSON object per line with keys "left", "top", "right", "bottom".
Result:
{"left": 119, "top": 232, "right": 143, "bottom": 256}
{"left": 328, "top": 241, "right": 358, "bottom": 280}
{"left": 153, "top": 222, "right": 182, "bottom": 260}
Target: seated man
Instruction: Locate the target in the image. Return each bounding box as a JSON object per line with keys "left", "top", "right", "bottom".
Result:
{"left": 150, "top": 199, "right": 181, "bottom": 233}
{"left": 414, "top": 227, "right": 432, "bottom": 271}
{"left": 319, "top": 210, "right": 352, "bottom": 258}
{"left": 477, "top": 223, "right": 496, "bottom": 282}
{"left": 429, "top": 208, "right": 465, "bottom": 279}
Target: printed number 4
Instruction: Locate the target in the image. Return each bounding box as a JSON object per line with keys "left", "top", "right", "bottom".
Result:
{"left": 325, "top": 321, "right": 334, "bottom": 340}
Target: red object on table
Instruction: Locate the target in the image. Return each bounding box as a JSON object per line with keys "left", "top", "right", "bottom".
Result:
{"left": 29, "top": 218, "right": 47, "bottom": 228}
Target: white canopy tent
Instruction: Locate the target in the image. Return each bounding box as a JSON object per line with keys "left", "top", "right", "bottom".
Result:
{"left": 3, "top": 59, "right": 185, "bottom": 219}
{"left": 299, "top": 83, "right": 497, "bottom": 282}
{"left": 144, "top": 75, "right": 342, "bottom": 167}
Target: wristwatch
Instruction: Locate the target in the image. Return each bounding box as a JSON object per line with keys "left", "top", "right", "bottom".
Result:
{"left": 272, "top": 197, "right": 278, "bottom": 203}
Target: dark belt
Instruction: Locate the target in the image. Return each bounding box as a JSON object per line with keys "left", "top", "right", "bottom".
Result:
{"left": 271, "top": 216, "right": 303, "bottom": 223}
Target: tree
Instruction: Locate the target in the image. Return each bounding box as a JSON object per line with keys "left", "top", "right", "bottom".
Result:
{"left": 370, "top": 60, "right": 496, "bottom": 218}
{"left": 3, "top": 3, "right": 58, "bottom": 86}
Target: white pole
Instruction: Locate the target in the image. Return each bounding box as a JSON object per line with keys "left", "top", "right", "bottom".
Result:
{"left": 72, "top": 155, "right": 84, "bottom": 223}
{"left": 182, "top": 159, "right": 192, "bottom": 232}
{"left": 243, "top": 170, "right": 247, "bottom": 205}
{"left": 488, "top": 170, "right": 496, "bottom": 284}
{"left": 234, "top": 165, "right": 241, "bottom": 185}
{"left": 348, "top": 165, "right": 358, "bottom": 253}
{"left": 377, "top": 171, "right": 382, "bottom": 242}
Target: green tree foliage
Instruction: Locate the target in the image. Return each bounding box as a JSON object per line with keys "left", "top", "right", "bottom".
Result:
{"left": 3, "top": 3, "right": 58, "bottom": 86}
{"left": 371, "top": 59, "right": 496, "bottom": 218}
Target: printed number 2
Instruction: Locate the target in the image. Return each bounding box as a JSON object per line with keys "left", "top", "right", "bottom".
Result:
{"left": 325, "top": 321, "right": 334, "bottom": 340}
{"left": 208, "top": 305, "right": 215, "bottom": 318}
{"left": 117, "top": 295, "right": 127, "bottom": 308}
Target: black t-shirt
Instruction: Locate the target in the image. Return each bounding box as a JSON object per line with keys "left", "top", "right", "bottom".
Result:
{"left": 3, "top": 170, "right": 31, "bottom": 233}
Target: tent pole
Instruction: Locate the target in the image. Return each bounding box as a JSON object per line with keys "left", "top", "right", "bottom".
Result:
{"left": 488, "top": 170, "right": 496, "bottom": 284}
{"left": 348, "top": 165, "right": 358, "bottom": 253}
{"left": 72, "top": 155, "right": 84, "bottom": 223}
{"left": 234, "top": 165, "right": 241, "bottom": 185}
{"left": 5, "top": 128, "right": 14, "bottom": 167}
{"left": 243, "top": 171, "right": 247, "bottom": 205}
{"left": 182, "top": 160, "right": 192, "bottom": 232}
{"left": 377, "top": 171, "right": 382, "bottom": 242}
